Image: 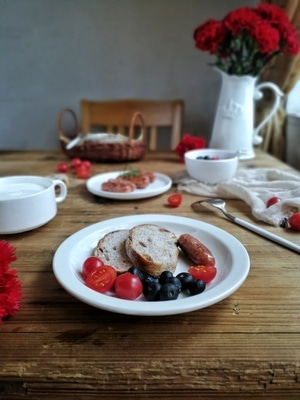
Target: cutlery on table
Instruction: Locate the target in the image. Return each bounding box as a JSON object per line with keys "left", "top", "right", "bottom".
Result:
{"left": 192, "top": 198, "right": 300, "bottom": 254}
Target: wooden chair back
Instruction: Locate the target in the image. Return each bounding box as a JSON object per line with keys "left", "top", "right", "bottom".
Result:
{"left": 80, "top": 99, "right": 184, "bottom": 150}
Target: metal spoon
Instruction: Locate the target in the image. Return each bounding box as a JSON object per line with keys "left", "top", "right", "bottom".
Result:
{"left": 192, "top": 198, "right": 300, "bottom": 254}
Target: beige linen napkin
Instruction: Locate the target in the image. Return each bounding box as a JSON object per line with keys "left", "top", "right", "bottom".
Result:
{"left": 173, "top": 168, "right": 300, "bottom": 226}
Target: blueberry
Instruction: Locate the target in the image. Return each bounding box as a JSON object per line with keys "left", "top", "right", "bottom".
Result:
{"left": 188, "top": 279, "right": 206, "bottom": 295}
{"left": 159, "top": 283, "right": 179, "bottom": 301}
{"left": 176, "top": 272, "right": 194, "bottom": 291}
{"left": 164, "top": 276, "right": 182, "bottom": 292}
{"left": 143, "top": 274, "right": 159, "bottom": 288}
{"left": 143, "top": 281, "right": 161, "bottom": 301}
{"left": 159, "top": 271, "right": 173, "bottom": 284}
{"left": 128, "top": 266, "right": 146, "bottom": 281}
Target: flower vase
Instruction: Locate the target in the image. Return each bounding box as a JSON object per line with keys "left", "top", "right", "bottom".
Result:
{"left": 209, "top": 69, "right": 283, "bottom": 159}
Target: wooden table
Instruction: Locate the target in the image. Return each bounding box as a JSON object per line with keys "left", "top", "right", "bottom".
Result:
{"left": 0, "top": 149, "right": 299, "bottom": 399}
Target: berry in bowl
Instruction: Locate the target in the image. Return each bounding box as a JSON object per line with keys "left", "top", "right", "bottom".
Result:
{"left": 184, "top": 149, "right": 238, "bottom": 185}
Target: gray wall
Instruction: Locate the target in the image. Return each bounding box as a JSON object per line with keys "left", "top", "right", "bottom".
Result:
{"left": 0, "top": 0, "right": 257, "bottom": 150}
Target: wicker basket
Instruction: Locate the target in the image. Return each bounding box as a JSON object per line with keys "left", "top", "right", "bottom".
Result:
{"left": 58, "top": 109, "right": 147, "bottom": 162}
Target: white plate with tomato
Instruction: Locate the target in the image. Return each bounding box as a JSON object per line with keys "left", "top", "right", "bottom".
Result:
{"left": 52, "top": 214, "right": 250, "bottom": 316}
{"left": 86, "top": 171, "right": 172, "bottom": 200}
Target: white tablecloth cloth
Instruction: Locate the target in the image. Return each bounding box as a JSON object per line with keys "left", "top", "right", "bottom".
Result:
{"left": 173, "top": 168, "right": 300, "bottom": 226}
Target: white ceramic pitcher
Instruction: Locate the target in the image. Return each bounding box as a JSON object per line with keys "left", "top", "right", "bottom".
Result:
{"left": 209, "top": 69, "right": 283, "bottom": 159}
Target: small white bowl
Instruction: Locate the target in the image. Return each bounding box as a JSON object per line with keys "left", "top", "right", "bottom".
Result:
{"left": 184, "top": 149, "right": 238, "bottom": 185}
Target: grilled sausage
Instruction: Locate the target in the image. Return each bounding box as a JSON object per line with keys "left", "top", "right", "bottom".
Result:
{"left": 119, "top": 174, "right": 150, "bottom": 189}
{"left": 101, "top": 178, "right": 136, "bottom": 193}
{"left": 177, "top": 233, "right": 215, "bottom": 266}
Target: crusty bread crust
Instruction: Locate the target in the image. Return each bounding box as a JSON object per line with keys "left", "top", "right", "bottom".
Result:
{"left": 94, "top": 229, "right": 132, "bottom": 273}
{"left": 125, "top": 224, "right": 179, "bottom": 276}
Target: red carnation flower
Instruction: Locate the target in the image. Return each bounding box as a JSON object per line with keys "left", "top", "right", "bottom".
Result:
{"left": 193, "top": 3, "right": 300, "bottom": 76}
{"left": 252, "top": 23, "right": 280, "bottom": 54}
{"left": 194, "top": 20, "right": 226, "bottom": 54}
{"left": 256, "top": 3, "right": 290, "bottom": 25}
{"left": 0, "top": 240, "right": 17, "bottom": 270}
{"left": 224, "top": 7, "right": 261, "bottom": 37}
{"left": 0, "top": 270, "right": 22, "bottom": 321}
{"left": 0, "top": 240, "right": 22, "bottom": 323}
{"left": 176, "top": 134, "right": 206, "bottom": 162}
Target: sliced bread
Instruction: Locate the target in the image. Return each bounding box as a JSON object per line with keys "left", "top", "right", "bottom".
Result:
{"left": 94, "top": 229, "right": 132, "bottom": 273}
{"left": 125, "top": 224, "right": 179, "bottom": 276}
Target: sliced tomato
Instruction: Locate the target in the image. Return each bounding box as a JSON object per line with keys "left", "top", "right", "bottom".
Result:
{"left": 114, "top": 272, "right": 143, "bottom": 300}
{"left": 85, "top": 265, "right": 117, "bottom": 293}
{"left": 82, "top": 256, "right": 105, "bottom": 279}
{"left": 167, "top": 194, "right": 182, "bottom": 208}
{"left": 188, "top": 265, "right": 217, "bottom": 284}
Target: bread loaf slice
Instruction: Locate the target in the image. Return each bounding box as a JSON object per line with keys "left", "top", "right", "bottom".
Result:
{"left": 94, "top": 229, "right": 132, "bottom": 273}
{"left": 125, "top": 224, "right": 179, "bottom": 276}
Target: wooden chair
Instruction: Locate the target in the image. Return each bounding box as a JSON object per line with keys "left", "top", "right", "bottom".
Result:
{"left": 80, "top": 99, "right": 184, "bottom": 150}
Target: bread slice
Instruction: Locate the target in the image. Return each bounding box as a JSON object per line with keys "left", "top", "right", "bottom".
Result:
{"left": 94, "top": 229, "right": 132, "bottom": 273}
{"left": 125, "top": 224, "right": 179, "bottom": 276}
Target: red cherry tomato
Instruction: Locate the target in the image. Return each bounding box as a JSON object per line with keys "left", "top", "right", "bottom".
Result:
{"left": 266, "top": 196, "right": 281, "bottom": 208}
{"left": 82, "top": 256, "right": 105, "bottom": 279}
{"left": 188, "top": 265, "right": 217, "bottom": 284}
{"left": 167, "top": 194, "right": 182, "bottom": 208}
{"left": 114, "top": 272, "right": 143, "bottom": 300}
{"left": 71, "top": 158, "right": 82, "bottom": 169}
{"left": 81, "top": 160, "right": 91, "bottom": 170}
{"left": 289, "top": 212, "right": 300, "bottom": 231}
{"left": 85, "top": 265, "right": 117, "bottom": 293}
{"left": 58, "top": 162, "right": 68, "bottom": 173}
{"left": 76, "top": 165, "right": 91, "bottom": 179}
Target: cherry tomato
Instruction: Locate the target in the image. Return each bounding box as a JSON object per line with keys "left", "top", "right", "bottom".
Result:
{"left": 266, "top": 196, "right": 281, "bottom": 208}
{"left": 114, "top": 272, "right": 143, "bottom": 300}
{"left": 85, "top": 265, "right": 117, "bottom": 293}
{"left": 58, "top": 162, "right": 68, "bottom": 173}
{"left": 81, "top": 160, "right": 91, "bottom": 170}
{"left": 289, "top": 212, "right": 300, "bottom": 231}
{"left": 76, "top": 165, "right": 91, "bottom": 179}
{"left": 167, "top": 194, "right": 182, "bottom": 208}
{"left": 82, "top": 256, "right": 105, "bottom": 279}
{"left": 188, "top": 265, "right": 217, "bottom": 284}
{"left": 71, "top": 157, "right": 82, "bottom": 169}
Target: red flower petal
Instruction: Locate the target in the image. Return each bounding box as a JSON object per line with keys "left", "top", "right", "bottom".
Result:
{"left": 176, "top": 134, "right": 206, "bottom": 162}
{"left": 0, "top": 241, "right": 22, "bottom": 323}
{"left": 0, "top": 240, "right": 17, "bottom": 271}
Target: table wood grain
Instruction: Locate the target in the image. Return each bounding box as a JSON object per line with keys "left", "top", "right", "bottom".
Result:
{"left": 0, "top": 149, "right": 299, "bottom": 399}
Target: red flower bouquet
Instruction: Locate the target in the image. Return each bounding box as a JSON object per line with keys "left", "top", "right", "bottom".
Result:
{"left": 176, "top": 134, "right": 206, "bottom": 162}
{"left": 0, "top": 240, "right": 22, "bottom": 323}
{"left": 193, "top": 3, "right": 300, "bottom": 76}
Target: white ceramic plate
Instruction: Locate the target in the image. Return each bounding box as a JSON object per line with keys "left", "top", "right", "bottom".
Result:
{"left": 86, "top": 171, "right": 172, "bottom": 200}
{"left": 52, "top": 215, "right": 250, "bottom": 316}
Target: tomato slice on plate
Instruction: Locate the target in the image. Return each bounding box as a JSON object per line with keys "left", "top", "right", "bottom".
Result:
{"left": 85, "top": 265, "right": 117, "bottom": 293}
{"left": 82, "top": 256, "right": 105, "bottom": 279}
{"left": 188, "top": 265, "right": 217, "bottom": 284}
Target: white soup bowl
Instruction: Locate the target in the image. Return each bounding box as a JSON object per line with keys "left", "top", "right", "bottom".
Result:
{"left": 0, "top": 176, "right": 67, "bottom": 234}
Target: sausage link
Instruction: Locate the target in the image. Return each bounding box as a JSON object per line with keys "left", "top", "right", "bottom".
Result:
{"left": 177, "top": 233, "right": 215, "bottom": 266}
{"left": 101, "top": 178, "right": 136, "bottom": 193}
